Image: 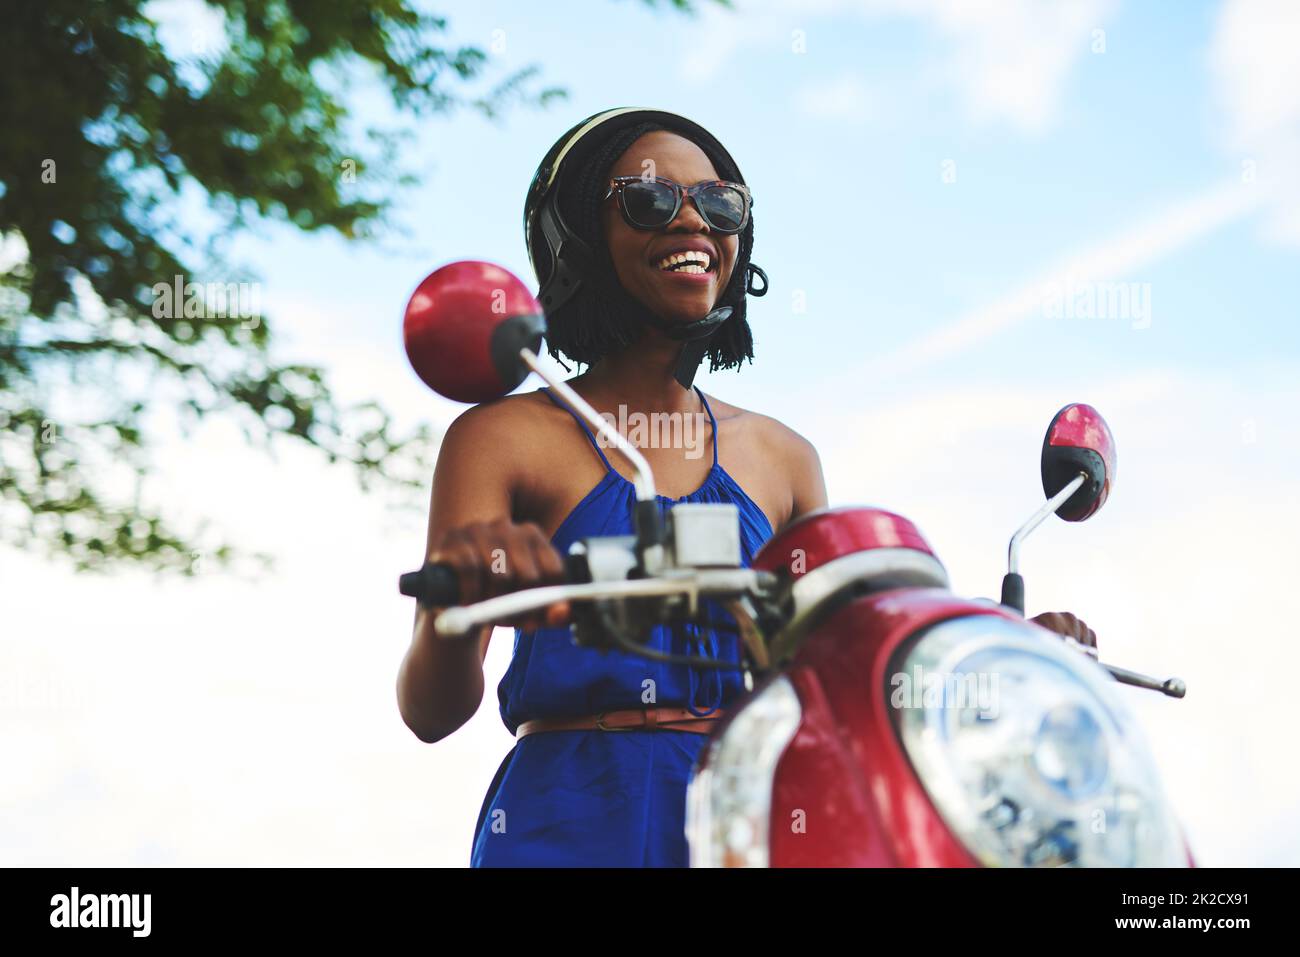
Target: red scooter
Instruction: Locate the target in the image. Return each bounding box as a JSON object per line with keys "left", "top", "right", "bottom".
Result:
{"left": 399, "top": 261, "right": 1190, "bottom": 868}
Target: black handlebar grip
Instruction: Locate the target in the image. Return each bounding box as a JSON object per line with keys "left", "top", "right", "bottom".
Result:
{"left": 1000, "top": 572, "right": 1025, "bottom": 615}
{"left": 398, "top": 563, "right": 460, "bottom": 608}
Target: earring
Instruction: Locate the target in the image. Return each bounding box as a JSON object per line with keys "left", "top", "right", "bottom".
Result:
{"left": 745, "top": 263, "right": 769, "bottom": 297}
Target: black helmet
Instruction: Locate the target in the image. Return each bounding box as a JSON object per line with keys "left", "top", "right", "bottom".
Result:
{"left": 523, "top": 107, "right": 767, "bottom": 389}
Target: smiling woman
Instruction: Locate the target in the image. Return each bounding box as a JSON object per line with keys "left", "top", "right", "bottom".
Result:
{"left": 395, "top": 107, "right": 827, "bottom": 868}
{"left": 393, "top": 106, "right": 1107, "bottom": 868}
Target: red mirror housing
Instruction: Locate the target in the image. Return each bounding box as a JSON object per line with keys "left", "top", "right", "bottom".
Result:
{"left": 1041, "top": 403, "right": 1116, "bottom": 522}
{"left": 403, "top": 260, "right": 543, "bottom": 404}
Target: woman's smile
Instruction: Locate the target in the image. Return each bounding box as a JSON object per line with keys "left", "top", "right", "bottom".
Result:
{"left": 650, "top": 238, "right": 720, "bottom": 284}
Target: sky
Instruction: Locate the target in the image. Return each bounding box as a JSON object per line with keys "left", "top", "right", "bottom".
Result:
{"left": 2, "top": 0, "right": 1298, "bottom": 866}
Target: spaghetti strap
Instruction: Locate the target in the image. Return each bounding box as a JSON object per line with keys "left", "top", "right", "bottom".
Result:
{"left": 541, "top": 387, "right": 614, "bottom": 472}
{"left": 694, "top": 387, "right": 719, "bottom": 468}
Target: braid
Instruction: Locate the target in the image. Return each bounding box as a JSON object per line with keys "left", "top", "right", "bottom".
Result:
{"left": 539, "top": 121, "right": 758, "bottom": 373}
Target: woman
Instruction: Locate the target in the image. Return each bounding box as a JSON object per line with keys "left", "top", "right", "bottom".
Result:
{"left": 396, "top": 108, "right": 1096, "bottom": 867}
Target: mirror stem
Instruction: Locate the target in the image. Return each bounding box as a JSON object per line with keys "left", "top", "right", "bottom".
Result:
{"left": 1001, "top": 471, "right": 1087, "bottom": 613}
{"left": 518, "top": 348, "right": 666, "bottom": 571}
{"left": 1008, "top": 471, "right": 1087, "bottom": 574}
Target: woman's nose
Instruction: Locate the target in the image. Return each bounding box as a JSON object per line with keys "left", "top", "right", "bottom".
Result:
{"left": 668, "top": 196, "right": 710, "bottom": 233}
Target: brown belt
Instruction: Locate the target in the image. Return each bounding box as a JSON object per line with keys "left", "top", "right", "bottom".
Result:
{"left": 515, "top": 706, "right": 727, "bottom": 740}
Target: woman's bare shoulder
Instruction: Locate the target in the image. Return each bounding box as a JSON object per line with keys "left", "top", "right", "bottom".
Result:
{"left": 703, "top": 391, "right": 827, "bottom": 524}
{"left": 703, "top": 392, "right": 820, "bottom": 464}
{"left": 439, "top": 388, "right": 571, "bottom": 460}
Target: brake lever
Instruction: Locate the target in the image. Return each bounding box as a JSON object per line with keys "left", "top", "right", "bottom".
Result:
{"left": 1100, "top": 661, "right": 1186, "bottom": 699}
{"left": 1058, "top": 635, "right": 1186, "bottom": 699}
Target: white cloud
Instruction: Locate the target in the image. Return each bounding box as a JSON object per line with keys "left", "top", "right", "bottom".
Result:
{"left": 1210, "top": 0, "right": 1300, "bottom": 245}
{"left": 794, "top": 72, "right": 875, "bottom": 120}
{"left": 683, "top": 0, "right": 1117, "bottom": 133}
{"left": 862, "top": 0, "right": 1118, "bottom": 134}
{"left": 1211, "top": 0, "right": 1300, "bottom": 145}
{"left": 831, "top": 178, "right": 1263, "bottom": 382}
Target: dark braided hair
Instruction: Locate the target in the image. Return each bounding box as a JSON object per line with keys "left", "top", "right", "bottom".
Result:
{"left": 532, "top": 120, "right": 757, "bottom": 372}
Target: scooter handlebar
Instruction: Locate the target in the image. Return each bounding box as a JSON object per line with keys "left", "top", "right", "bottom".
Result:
{"left": 429, "top": 569, "right": 774, "bottom": 638}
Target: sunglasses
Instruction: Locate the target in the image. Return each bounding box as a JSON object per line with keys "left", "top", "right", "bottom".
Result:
{"left": 604, "top": 176, "right": 752, "bottom": 234}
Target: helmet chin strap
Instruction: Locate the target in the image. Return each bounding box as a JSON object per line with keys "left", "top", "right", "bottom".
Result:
{"left": 656, "top": 306, "right": 732, "bottom": 390}
{"left": 631, "top": 303, "right": 732, "bottom": 389}
{"left": 643, "top": 265, "right": 765, "bottom": 389}
{"left": 661, "top": 305, "right": 733, "bottom": 343}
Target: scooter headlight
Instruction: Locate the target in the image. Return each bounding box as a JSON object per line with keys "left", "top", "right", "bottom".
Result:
{"left": 893, "top": 615, "right": 1186, "bottom": 867}
{"left": 686, "top": 676, "right": 802, "bottom": 868}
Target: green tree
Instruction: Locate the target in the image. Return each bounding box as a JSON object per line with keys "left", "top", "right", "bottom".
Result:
{"left": 0, "top": 0, "right": 719, "bottom": 573}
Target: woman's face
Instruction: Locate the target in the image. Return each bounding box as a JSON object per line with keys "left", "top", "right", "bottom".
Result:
{"left": 601, "top": 130, "right": 741, "bottom": 325}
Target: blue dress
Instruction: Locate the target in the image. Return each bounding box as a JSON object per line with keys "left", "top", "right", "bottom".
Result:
{"left": 470, "top": 386, "right": 774, "bottom": 867}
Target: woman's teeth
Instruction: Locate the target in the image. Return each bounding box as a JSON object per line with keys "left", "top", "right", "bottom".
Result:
{"left": 656, "top": 250, "right": 711, "bottom": 273}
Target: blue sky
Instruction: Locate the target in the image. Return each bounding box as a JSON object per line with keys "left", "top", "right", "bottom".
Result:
{"left": 3, "top": 0, "right": 1298, "bottom": 867}
{"left": 208, "top": 0, "right": 1299, "bottom": 410}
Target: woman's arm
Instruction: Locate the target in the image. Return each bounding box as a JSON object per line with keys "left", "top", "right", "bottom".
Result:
{"left": 761, "top": 421, "right": 828, "bottom": 530}
{"left": 396, "top": 403, "right": 565, "bottom": 743}
{"left": 787, "top": 432, "right": 828, "bottom": 523}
